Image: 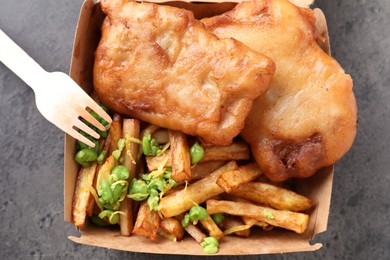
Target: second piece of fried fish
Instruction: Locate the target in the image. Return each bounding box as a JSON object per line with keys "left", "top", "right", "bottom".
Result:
{"left": 94, "top": 0, "right": 275, "bottom": 146}
{"left": 203, "top": 0, "right": 357, "bottom": 181}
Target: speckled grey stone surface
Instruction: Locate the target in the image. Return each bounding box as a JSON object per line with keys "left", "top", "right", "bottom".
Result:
{"left": 0, "top": 0, "right": 388, "bottom": 259}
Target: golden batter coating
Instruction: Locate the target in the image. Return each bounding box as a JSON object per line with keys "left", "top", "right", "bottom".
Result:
{"left": 94, "top": 0, "right": 275, "bottom": 146}
{"left": 203, "top": 0, "right": 357, "bottom": 181}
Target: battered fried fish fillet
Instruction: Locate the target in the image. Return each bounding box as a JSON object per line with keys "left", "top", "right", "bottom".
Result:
{"left": 203, "top": 0, "right": 357, "bottom": 181}
{"left": 94, "top": 0, "right": 275, "bottom": 146}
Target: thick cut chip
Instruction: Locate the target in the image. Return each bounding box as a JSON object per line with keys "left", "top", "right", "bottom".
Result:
{"left": 132, "top": 201, "right": 161, "bottom": 240}
{"left": 94, "top": 0, "right": 275, "bottom": 146}
{"left": 169, "top": 130, "right": 192, "bottom": 183}
{"left": 229, "top": 181, "right": 313, "bottom": 212}
{"left": 206, "top": 199, "right": 309, "bottom": 234}
{"left": 160, "top": 218, "right": 185, "bottom": 241}
{"left": 220, "top": 217, "right": 251, "bottom": 237}
{"left": 158, "top": 161, "right": 238, "bottom": 218}
{"left": 200, "top": 215, "right": 224, "bottom": 240}
{"left": 119, "top": 118, "right": 141, "bottom": 236}
{"left": 72, "top": 162, "right": 98, "bottom": 228}
{"left": 203, "top": 0, "right": 357, "bottom": 181}
{"left": 216, "top": 163, "right": 262, "bottom": 193}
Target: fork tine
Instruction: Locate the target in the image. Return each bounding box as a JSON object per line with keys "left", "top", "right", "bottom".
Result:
{"left": 68, "top": 128, "right": 96, "bottom": 148}
{"left": 73, "top": 119, "right": 100, "bottom": 140}
{"left": 80, "top": 110, "right": 106, "bottom": 131}
{"left": 86, "top": 99, "right": 112, "bottom": 125}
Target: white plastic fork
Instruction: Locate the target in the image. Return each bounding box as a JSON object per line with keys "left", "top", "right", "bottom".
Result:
{"left": 0, "top": 29, "right": 112, "bottom": 147}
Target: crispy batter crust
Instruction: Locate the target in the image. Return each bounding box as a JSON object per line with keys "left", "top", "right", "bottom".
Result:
{"left": 203, "top": 0, "right": 357, "bottom": 181}
{"left": 94, "top": 0, "right": 275, "bottom": 146}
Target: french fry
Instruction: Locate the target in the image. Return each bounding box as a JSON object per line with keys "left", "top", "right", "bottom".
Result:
{"left": 72, "top": 162, "right": 98, "bottom": 228}
{"left": 185, "top": 224, "right": 207, "bottom": 243}
{"left": 145, "top": 141, "right": 249, "bottom": 172}
{"left": 92, "top": 114, "right": 122, "bottom": 201}
{"left": 119, "top": 118, "right": 140, "bottom": 236}
{"left": 159, "top": 218, "right": 184, "bottom": 241}
{"left": 86, "top": 139, "right": 106, "bottom": 217}
{"left": 241, "top": 216, "right": 259, "bottom": 227}
{"left": 95, "top": 155, "right": 117, "bottom": 190}
{"left": 254, "top": 221, "right": 274, "bottom": 231}
{"left": 132, "top": 201, "right": 161, "bottom": 240}
{"left": 241, "top": 216, "right": 273, "bottom": 231}
{"left": 223, "top": 194, "right": 273, "bottom": 231}
{"left": 190, "top": 161, "right": 226, "bottom": 181}
{"left": 146, "top": 150, "right": 171, "bottom": 171}
{"left": 200, "top": 215, "right": 224, "bottom": 240}
{"left": 169, "top": 130, "right": 192, "bottom": 183}
{"left": 220, "top": 217, "right": 251, "bottom": 237}
{"left": 202, "top": 142, "right": 250, "bottom": 161}
{"left": 216, "top": 163, "right": 262, "bottom": 193}
{"left": 206, "top": 199, "right": 309, "bottom": 234}
{"left": 158, "top": 161, "right": 238, "bottom": 218}
{"left": 229, "top": 182, "right": 313, "bottom": 212}
{"left": 108, "top": 113, "right": 123, "bottom": 155}
{"left": 175, "top": 215, "right": 206, "bottom": 243}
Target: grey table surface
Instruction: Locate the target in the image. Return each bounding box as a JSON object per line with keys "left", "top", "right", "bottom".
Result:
{"left": 0, "top": 0, "right": 388, "bottom": 259}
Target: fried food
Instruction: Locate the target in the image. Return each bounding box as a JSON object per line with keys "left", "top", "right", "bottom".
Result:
{"left": 203, "top": 0, "right": 357, "bottom": 181}
{"left": 206, "top": 199, "right": 309, "bottom": 234}
{"left": 94, "top": 0, "right": 275, "bottom": 146}
{"left": 229, "top": 182, "right": 314, "bottom": 212}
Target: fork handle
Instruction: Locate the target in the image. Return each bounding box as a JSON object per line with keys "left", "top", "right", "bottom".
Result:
{"left": 0, "top": 29, "right": 48, "bottom": 92}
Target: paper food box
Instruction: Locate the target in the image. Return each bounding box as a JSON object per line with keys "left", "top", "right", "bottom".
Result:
{"left": 64, "top": 0, "right": 335, "bottom": 255}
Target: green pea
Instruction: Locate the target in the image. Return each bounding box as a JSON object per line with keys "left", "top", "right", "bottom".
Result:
{"left": 111, "top": 165, "right": 130, "bottom": 180}
{"left": 97, "top": 129, "right": 108, "bottom": 138}
{"left": 190, "top": 143, "right": 204, "bottom": 164}
{"left": 102, "top": 203, "right": 114, "bottom": 211}
{"left": 98, "top": 210, "right": 119, "bottom": 225}
{"left": 98, "top": 180, "right": 114, "bottom": 204}
{"left": 202, "top": 236, "right": 218, "bottom": 247}
{"left": 109, "top": 213, "right": 120, "bottom": 224}
{"left": 107, "top": 174, "right": 118, "bottom": 185}
{"left": 147, "top": 194, "right": 159, "bottom": 211}
{"left": 111, "top": 201, "right": 121, "bottom": 211}
{"left": 189, "top": 205, "right": 208, "bottom": 224}
{"left": 203, "top": 244, "right": 218, "bottom": 254}
{"left": 112, "top": 150, "right": 121, "bottom": 160}
{"left": 75, "top": 148, "right": 98, "bottom": 167}
{"left": 90, "top": 104, "right": 111, "bottom": 128}
{"left": 142, "top": 174, "right": 151, "bottom": 181}
{"left": 142, "top": 134, "right": 161, "bottom": 156}
{"left": 163, "top": 172, "right": 171, "bottom": 180}
{"left": 98, "top": 209, "right": 113, "bottom": 219}
{"left": 148, "top": 176, "right": 166, "bottom": 192}
{"left": 117, "top": 139, "right": 126, "bottom": 151}
{"left": 201, "top": 237, "right": 219, "bottom": 254}
{"left": 163, "top": 171, "right": 177, "bottom": 187}
{"left": 211, "top": 213, "right": 225, "bottom": 225}
{"left": 77, "top": 140, "right": 89, "bottom": 150}
{"left": 128, "top": 179, "right": 149, "bottom": 201}
{"left": 90, "top": 111, "right": 100, "bottom": 121}
{"left": 181, "top": 213, "right": 190, "bottom": 228}
{"left": 97, "top": 150, "right": 107, "bottom": 164}
{"left": 100, "top": 103, "right": 110, "bottom": 114}
{"left": 167, "top": 178, "right": 177, "bottom": 188}
{"left": 142, "top": 134, "right": 152, "bottom": 155}
{"left": 112, "top": 183, "right": 125, "bottom": 201}
{"left": 98, "top": 197, "right": 106, "bottom": 205}
{"left": 90, "top": 215, "right": 109, "bottom": 227}
{"left": 149, "top": 189, "right": 159, "bottom": 197}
